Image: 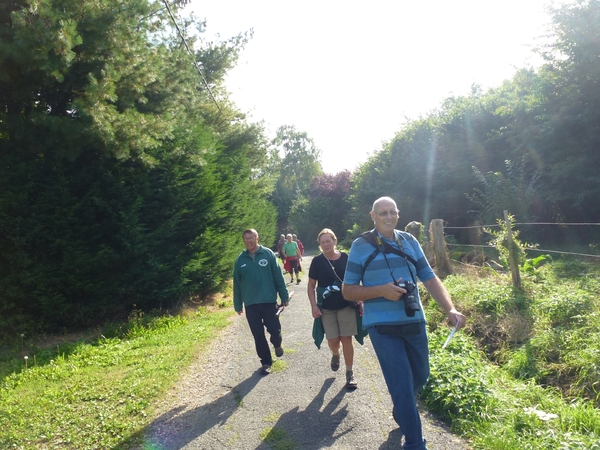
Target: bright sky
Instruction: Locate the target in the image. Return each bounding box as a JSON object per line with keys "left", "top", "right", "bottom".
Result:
{"left": 185, "top": 0, "right": 565, "bottom": 174}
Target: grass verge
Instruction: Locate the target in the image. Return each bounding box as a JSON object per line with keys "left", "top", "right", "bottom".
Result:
{"left": 422, "top": 258, "right": 600, "bottom": 449}
{"left": 0, "top": 307, "right": 234, "bottom": 449}
{"left": 424, "top": 329, "right": 600, "bottom": 449}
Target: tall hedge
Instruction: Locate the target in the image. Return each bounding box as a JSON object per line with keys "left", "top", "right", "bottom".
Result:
{"left": 0, "top": 0, "right": 277, "bottom": 336}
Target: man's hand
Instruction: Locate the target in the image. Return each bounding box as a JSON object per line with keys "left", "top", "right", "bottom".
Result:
{"left": 448, "top": 308, "right": 466, "bottom": 330}
{"left": 380, "top": 278, "right": 407, "bottom": 301}
{"left": 422, "top": 276, "right": 466, "bottom": 329}
{"left": 237, "top": 310, "right": 243, "bottom": 315}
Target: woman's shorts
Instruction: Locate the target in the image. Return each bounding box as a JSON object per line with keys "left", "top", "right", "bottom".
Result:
{"left": 321, "top": 307, "right": 357, "bottom": 339}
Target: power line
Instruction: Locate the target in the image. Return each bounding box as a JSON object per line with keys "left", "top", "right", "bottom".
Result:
{"left": 161, "top": 0, "right": 221, "bottom": 114}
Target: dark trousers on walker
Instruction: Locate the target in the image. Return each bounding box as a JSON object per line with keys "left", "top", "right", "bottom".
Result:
{"left": 245, "top": 302, "right": 282, "bottom": 366}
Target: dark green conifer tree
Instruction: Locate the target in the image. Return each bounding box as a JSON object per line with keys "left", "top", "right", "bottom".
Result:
{"left": 0, "top": 0, "right": 277, "bottom": 335}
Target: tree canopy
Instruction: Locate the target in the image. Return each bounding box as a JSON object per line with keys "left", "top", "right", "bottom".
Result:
{"left": 288, "top": 170, "right": 353, "bottom": 246}
{"left": 3, "top": 0, "right": 600, "bottom": 337}
{"left": 0, "top": 0, "right": 276, "bottom": 335}
{"left": 269, "top": 125, "right": 323, "bottom": 235}
{"left": 350, "top": 0, "right": 600, "bottom": 245}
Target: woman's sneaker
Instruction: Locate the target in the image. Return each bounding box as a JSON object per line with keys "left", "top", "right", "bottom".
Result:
{"left": 345, "top": 370, "right": 358, "bottom": 389}
{"left": 260, "top": 364, "right": 271, "bottom": 375}
{"left": 330, "top": 354, "right": 340, "bottom": 371}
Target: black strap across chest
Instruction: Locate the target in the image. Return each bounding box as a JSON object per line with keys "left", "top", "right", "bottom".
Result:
{"left": 360, "top": 230, "right": 418, "bottom": 280}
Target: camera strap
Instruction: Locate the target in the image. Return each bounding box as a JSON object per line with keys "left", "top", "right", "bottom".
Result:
{"left": 379, "top": 237, "right": 417, "bottom": 286}
{"left": 360, "top": 230, "right": 418, "bottom": 283}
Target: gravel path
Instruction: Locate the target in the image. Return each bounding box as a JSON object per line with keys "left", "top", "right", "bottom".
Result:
{"left": 137, "top": 255, "right": 471, "bottom": 450}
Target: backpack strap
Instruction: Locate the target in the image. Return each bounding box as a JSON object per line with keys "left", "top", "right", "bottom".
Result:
{"left": 359, "top": 230, "right": 418, "bottom": 281}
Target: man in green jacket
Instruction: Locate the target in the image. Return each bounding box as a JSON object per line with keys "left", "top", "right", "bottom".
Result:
{"left": 234, "top": 229, "right": 290, "bottom": 375}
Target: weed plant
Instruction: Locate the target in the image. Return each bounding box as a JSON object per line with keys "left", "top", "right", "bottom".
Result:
{"left": 0, "top": 307, "right": 233, "bottom": 449}
{"left": 2, "top": 257, "right": 599, "bottom": 449}
{"left": 422, "top": 257, "right": 600, "bottom": 449}
{"left": 260, "top": 426, "right": 298, "bottom": 450}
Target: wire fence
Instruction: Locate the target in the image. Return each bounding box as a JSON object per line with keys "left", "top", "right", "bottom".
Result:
{"left": 445, "top": 243, "right": 600, "bottom": 259}
{"left": 445, "top": 222, "right": 600, "bottom": 229}
{"left": 442, "top": 221, "right": 600, "bottom": 260}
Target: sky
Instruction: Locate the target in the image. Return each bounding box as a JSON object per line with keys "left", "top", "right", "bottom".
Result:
{"left": 185, "top": 0, "right": 566, "bottom": 174}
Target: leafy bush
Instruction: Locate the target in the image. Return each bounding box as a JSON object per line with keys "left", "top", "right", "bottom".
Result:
{"left": 423, "top": 330, "right": 498, "bottom": 427}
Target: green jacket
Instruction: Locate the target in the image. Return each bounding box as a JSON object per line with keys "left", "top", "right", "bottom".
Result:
{"left": 233, "top": 245, "right": 289, "bottom": 312}
{"left": 312, "top": 309, "right": 368, "bottom": 349}
{"left": 312, "top": 286, "right": 368, "bottom": 348}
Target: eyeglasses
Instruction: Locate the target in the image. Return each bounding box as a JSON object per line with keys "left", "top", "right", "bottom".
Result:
{"left": 375, "top": 210, "right": 399, "bottom": 218}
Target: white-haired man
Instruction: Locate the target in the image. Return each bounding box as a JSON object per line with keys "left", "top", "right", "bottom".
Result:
{"left": 343, "top": 197, "right": 466, "bottom": 450}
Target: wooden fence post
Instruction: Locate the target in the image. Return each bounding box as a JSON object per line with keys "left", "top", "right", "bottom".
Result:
{"left": 429, "top": 219, "right": 452, "bottom": 277}
{"left": 504, "top": 210, "right": 521, "bottom": 289}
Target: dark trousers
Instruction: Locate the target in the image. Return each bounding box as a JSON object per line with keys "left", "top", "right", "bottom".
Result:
{"left": 287, "top": 257, "right": 299, "bottom": 276}
{"left": 245, "top": 302, "right": 282, "bottom": 366}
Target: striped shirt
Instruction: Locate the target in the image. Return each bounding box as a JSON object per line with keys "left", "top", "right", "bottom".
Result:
{"left": 344, "top": 229, "right": 435, "bottom": 328}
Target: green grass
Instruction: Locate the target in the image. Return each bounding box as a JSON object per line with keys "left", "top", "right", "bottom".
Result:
{"left": 260, "top": 426, "right": 298, "bottom": 450}
{"left": 270, "top": 359, "right": 288, "bottom": 374}
{"left": 421, "top": 257, "right": 600, "bottom": 449}
{"left": 0, "top": 307, "right": 234, "bottom": 449}
{"left": 425, "top": 329, "right": 600, "bottom": 449}
{"left": 2, "top": 257, "right": 600, "bottom": 449}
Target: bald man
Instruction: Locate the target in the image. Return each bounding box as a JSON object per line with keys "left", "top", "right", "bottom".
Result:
{"left": 343, "top": 197, "right": 466, "bottom": 450}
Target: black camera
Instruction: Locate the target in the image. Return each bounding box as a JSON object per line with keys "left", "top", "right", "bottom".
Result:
{"left": 396, "top": 280, "right": 420, "bottom": 317}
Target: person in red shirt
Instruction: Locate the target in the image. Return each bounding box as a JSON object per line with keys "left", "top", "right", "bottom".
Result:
{"left": 293, "top": 234, "right": 304, "bottom": 256}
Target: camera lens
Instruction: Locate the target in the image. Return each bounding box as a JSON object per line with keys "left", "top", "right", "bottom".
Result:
{"left": 402, "top": 282, "right": 420, "bottom": 317}
{"left": 404, "top": 293, "right": 420, "bottom": 317}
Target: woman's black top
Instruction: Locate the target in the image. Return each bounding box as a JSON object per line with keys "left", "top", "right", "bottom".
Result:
{"left": 308, "top": 252, "right": 352, "bottom": 310}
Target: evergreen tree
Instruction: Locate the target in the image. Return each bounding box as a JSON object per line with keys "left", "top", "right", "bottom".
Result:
{"left": 0, "top": 0, "right": 277, "bottom": 335}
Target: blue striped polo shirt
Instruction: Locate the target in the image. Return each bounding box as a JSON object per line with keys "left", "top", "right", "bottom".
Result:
{"left": 344, "top": 229, "right": 435, "bottom": 328}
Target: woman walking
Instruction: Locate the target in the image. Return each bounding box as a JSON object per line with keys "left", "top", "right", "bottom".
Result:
{"left": 307, "top": 228, "right": 358, "bottom": 389}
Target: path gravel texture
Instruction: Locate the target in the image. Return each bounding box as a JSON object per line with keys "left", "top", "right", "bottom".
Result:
{"left": 137, "top": 255, "right": 471, "bottom": 450}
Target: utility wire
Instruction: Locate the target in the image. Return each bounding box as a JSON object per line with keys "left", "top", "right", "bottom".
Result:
{"left": 161, "top": 0, "right": 222, "bottom": 114}
{"left": 445, "top": 222, "right": 600, "bottom": 230}
{"left": 525, "top": 248, "right": 600, "bottom": 258}
{"left": 513, "top": 222, "right": 600, "bottom": 226}
{"left": 446, "top": 243, "right": 600, "bottom": 259}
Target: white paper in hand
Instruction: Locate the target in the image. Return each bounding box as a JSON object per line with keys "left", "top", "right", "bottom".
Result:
{"left": 442, "top": 322, "right": 460, "bottom": 349}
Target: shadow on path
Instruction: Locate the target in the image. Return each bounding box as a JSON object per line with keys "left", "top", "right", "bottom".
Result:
{"left": 256, "top": 377, "right": 352, "bottom": 449}
{"left": 126, "top": 372, "right": 263, "bottom": 450}
{"left": 379, "top": 428, "right": 403, "bottom": 449}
